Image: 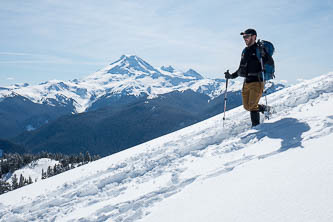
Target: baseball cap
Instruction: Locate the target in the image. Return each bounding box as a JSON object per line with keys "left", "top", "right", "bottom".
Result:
{"left": 240, "top": 28, "right": 257, "bottom": 36}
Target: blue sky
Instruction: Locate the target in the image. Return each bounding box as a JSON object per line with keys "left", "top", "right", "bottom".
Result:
{"left": 1, "top": 0, "right": 332, "bottom": 86}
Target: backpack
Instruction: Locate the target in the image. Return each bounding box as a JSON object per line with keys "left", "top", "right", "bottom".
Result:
{"left": 256, "top": 40, "right": 275, "bottom": 80}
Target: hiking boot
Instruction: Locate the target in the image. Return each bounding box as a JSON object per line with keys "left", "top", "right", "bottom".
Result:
{"left": 258, "top": 104, "right": 270, "bottom": 114}
{"left": 250, "top": 111, "right": 260, "bottom": 127}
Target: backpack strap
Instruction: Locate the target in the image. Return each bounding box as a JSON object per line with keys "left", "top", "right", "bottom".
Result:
{"left": 256, "top": 41, "right": 266, "bottom": 61}
{"left": 255, "top": 47, "right": 262, "bottom": 61}
{"left": 256, "top": 41, "right": 266, "bottom": 83}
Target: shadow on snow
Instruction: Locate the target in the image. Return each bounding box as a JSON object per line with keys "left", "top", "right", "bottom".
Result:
{"left": 246, "top": 118, "right": 310, "bottom": 159}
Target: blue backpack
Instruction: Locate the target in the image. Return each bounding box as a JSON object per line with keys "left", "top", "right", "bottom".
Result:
{"left": 256, "top": 40, "right": 275, "bottom": 80}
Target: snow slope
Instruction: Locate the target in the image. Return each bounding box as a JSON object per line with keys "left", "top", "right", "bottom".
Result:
{"left": 4, "top": 158, "right": 59, "bottom": 184}
{"left": 144, "top": 134, "right": 333, "bottom": 222}
{"left": 0, "top": 72, "right": 332, "bottom": 221}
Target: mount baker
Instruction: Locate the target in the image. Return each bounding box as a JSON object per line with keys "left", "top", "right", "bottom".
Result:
{"left": 0, "top": 55, "right": 283, "bottom": 155}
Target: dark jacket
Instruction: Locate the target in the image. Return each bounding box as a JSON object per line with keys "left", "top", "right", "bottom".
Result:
{"left": 231, "top": 42, "right": 268, "bottom": 83}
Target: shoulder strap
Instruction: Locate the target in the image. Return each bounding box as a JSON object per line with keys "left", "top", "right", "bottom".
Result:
{"left": 255, "top": 47, "right": 261, "bottom": 61}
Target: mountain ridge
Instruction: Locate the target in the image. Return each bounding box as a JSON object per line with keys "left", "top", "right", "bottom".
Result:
{"left": 1, "top": 55, "right": 231, "bottom": 113}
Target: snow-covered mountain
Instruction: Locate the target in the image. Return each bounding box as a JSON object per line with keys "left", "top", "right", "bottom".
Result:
{"left": 0, "top": 55, "right": 241, "bottom": 113}
{"left": 0, "top": 54, "right": 285, "bottom": 140}
{"left": 0, "top": 72, "right": 332, "bottom": 221}
{"left": 1, "top": 55, "right": 260, "bottom": 139}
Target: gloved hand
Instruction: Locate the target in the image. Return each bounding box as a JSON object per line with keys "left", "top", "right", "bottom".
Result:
{"left": 224, "top": 70, "right": 233, "bottom": 79}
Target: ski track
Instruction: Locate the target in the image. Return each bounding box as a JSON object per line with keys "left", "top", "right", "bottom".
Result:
{"left": 0, "top": 73, "right": 333, "bottom": 222}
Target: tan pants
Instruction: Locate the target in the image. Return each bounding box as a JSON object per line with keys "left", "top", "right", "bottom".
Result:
{"left": 242, "top": 82, "right": 264, "bottom": 111}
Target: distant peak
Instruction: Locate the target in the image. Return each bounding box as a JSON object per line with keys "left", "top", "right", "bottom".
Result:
{"left": 106, "top": 55, "right": 161, "bottom": 76}
{"left": 120, "top": 54, "right": 139, "bottom": 59}
{"left": 109, "top": 55, "right": 140, "bottom": 66}
{"left": 184, "top": 69, "right": 204, "bottom": 80}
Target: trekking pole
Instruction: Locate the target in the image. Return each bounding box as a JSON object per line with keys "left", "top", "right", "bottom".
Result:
{"left": 223, "top": 77, "right": 229, "bottom": 127}
{"left": 258, "top": 40, "right": 269, "bottom": 119}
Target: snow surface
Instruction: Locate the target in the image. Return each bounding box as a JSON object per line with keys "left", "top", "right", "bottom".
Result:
{"left": 0, "top": 72, "right": 332, "bottom": 221}
{"left": 144, "top": 134, "right": 333, "bottom": 222}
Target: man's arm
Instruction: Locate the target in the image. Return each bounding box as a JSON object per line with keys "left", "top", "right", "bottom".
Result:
{"left": 225, "top": 69, "right": 238, "bottom": 79}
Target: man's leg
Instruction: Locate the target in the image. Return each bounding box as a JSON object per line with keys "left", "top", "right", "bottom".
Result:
{"left": 247, "top": 82, "right": 264, "bottom": 112}
{"left": 242, "top": 83, "right": 250, "bottom": 111}
{"left": 247, "top": 82, "right": 264, "bottom": 126}
{"left": 250, "top": 111, "right": 260, "bottom": 127}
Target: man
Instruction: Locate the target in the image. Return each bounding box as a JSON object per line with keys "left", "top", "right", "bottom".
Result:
{"left": 225, "top": 28, "right": 268, "bottom": 127}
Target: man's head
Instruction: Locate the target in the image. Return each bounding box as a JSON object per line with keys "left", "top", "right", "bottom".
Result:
{"left": 240, "top": 29, "right": 257, "bottom": 47}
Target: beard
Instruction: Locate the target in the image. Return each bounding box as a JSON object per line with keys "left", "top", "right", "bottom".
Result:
{"left": 245, "top": 37, "right": 255, "bottom": 46}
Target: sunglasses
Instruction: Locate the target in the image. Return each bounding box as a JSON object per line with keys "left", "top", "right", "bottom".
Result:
{"left": 242, "top": 34, "right": 252, "bottom": 39}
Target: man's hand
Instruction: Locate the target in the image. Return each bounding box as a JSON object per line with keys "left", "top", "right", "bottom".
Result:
{"left": 224, "top": 70, "right": 233, "bottom": 79}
